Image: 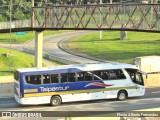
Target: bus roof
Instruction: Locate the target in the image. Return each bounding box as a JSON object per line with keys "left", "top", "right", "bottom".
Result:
{"left": 16, "top": 62, "right": 138, "bottom": 73}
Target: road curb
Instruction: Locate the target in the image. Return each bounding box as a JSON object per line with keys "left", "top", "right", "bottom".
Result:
{"left": 0, "top": 95, "right": 13, "bottom": 98}
{"left": 58, "top": 31, "right": 108, "bottom": 63}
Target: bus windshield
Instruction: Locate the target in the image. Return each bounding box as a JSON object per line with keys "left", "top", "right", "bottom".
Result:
{"left": 125, "top": 69, "right": 144, "bottom": 86}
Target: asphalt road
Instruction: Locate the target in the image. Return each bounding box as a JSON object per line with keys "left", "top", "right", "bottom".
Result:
{"left": 0, "top": 87, "right": 160, "bottom": 112}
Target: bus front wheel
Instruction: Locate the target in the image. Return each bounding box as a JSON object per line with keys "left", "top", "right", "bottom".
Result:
{"left": 50, "top": 96, "right": 62, "bottom": 106}
{"left": 117, "top": 90, "right": 127, "bottom": 101}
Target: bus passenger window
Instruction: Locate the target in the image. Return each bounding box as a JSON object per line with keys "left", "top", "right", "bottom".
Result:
{"left": 93, "top": 71, "right": 102, "bottom": 80}
{"left": 77, "top": 72, "right": 84, "bottom": 81}
{"left": 84, "top": 72, "right": 93, "bottom": 81}
{"left": 108, "top": 70, "right": 117, "bottom": 80}
{"left": 25, "top": 76, "right": 30, "bottom": 84}
{"left": 101, "top": 71, "right": 109, "bottom": 80}
{"left": 51, "top": 74, "right": 59, "bottom": 83}
{"left": 60, "top": 73, "right": 68, "bottom": 83}
{"left": 68, "top": 73, "right": 76, "bottom": 82}
{"left": 116, "top": 70, "right": 126, "bottom": 79}
{"left": 43, "top": 74, "right": 50, "bottom": 84}
{"left": 30, "top": 75, "right": 41, "bottom": 85}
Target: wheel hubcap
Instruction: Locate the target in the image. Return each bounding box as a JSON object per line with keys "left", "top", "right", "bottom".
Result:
{"left": 53, "top": 99, "right": 58, "bottom": 104}
{"left": 119, "top": 93, "right": 125, "bottom": 99}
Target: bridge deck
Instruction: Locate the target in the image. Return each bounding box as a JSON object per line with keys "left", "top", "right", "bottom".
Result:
{"left": 0, "top": 4, "right": 160, "bottom": 33}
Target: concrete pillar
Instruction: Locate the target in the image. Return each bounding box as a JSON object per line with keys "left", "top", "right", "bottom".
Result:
{"left": 120, "top": 31, "right": 127, "bottom": 40}
{"left": 120, "top": 24, "right": 127, "bottom": 40}
{"left": 35, "top": 31, "right": 43, "bottom": 68}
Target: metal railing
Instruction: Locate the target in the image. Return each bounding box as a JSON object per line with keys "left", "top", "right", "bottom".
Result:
{"left": 32, "top": 4, "right": 160, "bottom": 32}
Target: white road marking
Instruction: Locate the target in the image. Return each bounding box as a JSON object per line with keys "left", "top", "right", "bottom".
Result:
{"left": 0, "top": 96, "right": 14, "bottom": 99}
{"left": 151, "top": 91, "right": 160, "bottom": 94}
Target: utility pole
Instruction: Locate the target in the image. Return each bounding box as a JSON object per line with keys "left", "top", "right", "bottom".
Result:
{"left": 32, "top": 0, "right": 34, "bottom": 6}
{"left": 9, "top": 0, "right": 12, "bottom": 71}
{"left": 99, "top": 0, "right": 102, "bottom": 39}
{"left": 31, "top": 0, "right": 34, "bottom": 27}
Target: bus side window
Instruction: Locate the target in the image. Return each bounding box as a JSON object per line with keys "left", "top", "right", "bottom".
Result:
{"left": 68, "top": 73, "right": 76, "bottom": 82}
{"left": 60, "top": 73, "right": 68, "bottom": 83}
{"left": 77, "top": 72, "right": 84, "bottom": 81}
{"left": 101, "top": 71, "right": 109, "bottom": 80}
{"left": 108, "top": 69, "right": 126, "bottom": 80}
{"left": 85, "top": 72, "right": 93, "bottom": 81}
{"left": 93, "top": 71, "right": 102, "bottom": 80}
{"left": 108, "top": 70, "right": 117, "bottom": 80}
{"left": 51, "top": 74, "right": 59, "bottom": 84}
{"left": 116, "top": 70, "right": 126, "bottom": 79}
{"left": 30, "top": 75, "right": 41, "bottom": 85}
{"left": 43, "top": 74, "right": 51, "bottom": 84}
{"left": 25, "top": 76, "right": 30, "bottom": 84}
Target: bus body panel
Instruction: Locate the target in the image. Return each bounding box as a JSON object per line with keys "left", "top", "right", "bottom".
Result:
{"left": 16, "top": 88, "right": 144, "bottom": 105}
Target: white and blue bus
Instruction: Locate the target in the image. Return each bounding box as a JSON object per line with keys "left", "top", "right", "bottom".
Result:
{"left": 14, "top": 62, "right": 145, "bottom": 106}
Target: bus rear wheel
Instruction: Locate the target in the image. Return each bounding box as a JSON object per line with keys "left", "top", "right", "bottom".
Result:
{"left": 117, "top": 90, "right": 127, "bottom": 101}
{"left": 50, "top": 96, "right": 62, "bottom": 106}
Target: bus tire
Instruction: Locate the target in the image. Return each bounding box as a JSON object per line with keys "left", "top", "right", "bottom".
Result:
{"left": 117, "top": 90, "right": 127, "bottom": 101}
{"left": 50, "top": 96, "right": 62, "bottom": 106}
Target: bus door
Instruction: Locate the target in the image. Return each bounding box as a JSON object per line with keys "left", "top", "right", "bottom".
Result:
{"left": 125, "top": 69, "right": 145, "bottom": 95}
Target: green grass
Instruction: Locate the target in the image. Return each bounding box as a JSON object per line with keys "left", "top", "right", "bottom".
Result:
{"left": 0, "top": 47, "right": 35, "bottom": 76}
{"left": 68, "top": 31, "right": 160, "bottom": 64}
{"left": 0, "top": 30, "right": 68, "bottom": 43}
{"left": 0, "top": 47, "right": 64, "bottom": 76}
{"left": 0, "top": 48, "right": 64, "bottom": 76}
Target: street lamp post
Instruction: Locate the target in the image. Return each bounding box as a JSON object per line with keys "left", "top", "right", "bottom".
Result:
{"left": 99, "top": 0, "right": 102, "bottom": 39}
{"left": 31, "top": 0, "right": 34, "bottom": 27}
{"left": 9, "top": 0, "right": 12, "bottom": 71}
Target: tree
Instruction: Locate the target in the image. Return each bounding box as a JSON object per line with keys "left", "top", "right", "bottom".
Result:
{"left": 0, "top": 0, "right": 31, "bottom": 21}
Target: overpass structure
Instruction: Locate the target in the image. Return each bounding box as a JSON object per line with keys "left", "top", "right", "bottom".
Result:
{"left": 31, "top": 4, "right": 160, "bottom": 32}
{"left": 0, "top": 4, "right": 160, "bottom": 67}
{"left": 0, "top": 4, "right": 160, "bottom": 33}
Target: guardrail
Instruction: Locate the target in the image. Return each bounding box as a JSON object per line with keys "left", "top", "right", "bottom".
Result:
{"left": 22, "top": 47, "right": 79, "bottom": 64}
